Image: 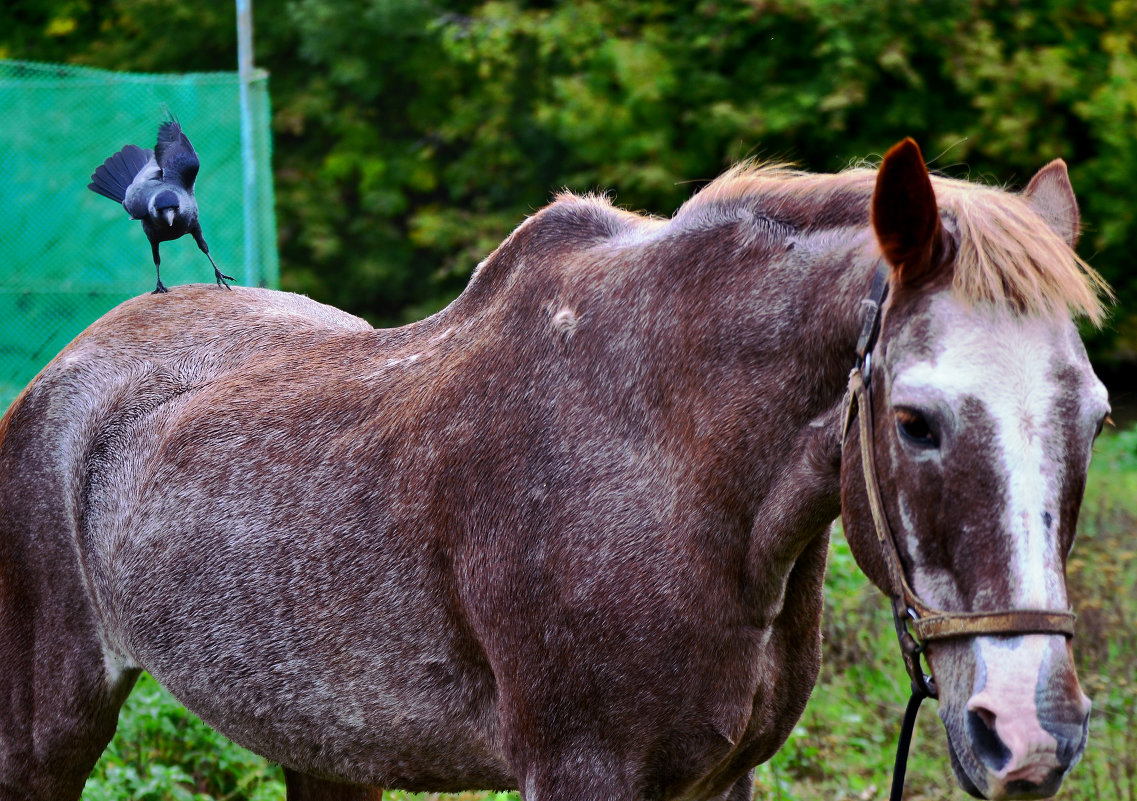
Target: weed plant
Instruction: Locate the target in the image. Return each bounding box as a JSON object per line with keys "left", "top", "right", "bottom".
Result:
{"left": 84, "top": 429, "right": 1137, "bottom": 800}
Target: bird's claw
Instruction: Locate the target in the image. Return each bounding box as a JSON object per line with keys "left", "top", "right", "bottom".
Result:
{"left": 215, "top": 268, "right": 234, "bottom": 290}
{"left": 152, "top": 282, "right": 169, "bottom": 294}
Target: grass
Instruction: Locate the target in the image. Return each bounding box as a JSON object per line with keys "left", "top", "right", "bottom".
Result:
{"left": 84, "top": 428, "right": 1137, "bottom": 800}
{"left": 81, "top": 674, "right": 284, "bottom": 801}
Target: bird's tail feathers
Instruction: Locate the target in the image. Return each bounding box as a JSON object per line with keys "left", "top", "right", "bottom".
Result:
{"left": 88, "top": 144, "right": 153, "bottom": 203}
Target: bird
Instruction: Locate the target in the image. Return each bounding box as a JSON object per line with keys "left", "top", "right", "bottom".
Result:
{"left": 89, "top": 117, "right": 234, "bottom": 294}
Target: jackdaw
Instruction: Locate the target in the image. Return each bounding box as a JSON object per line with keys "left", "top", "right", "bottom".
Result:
{"left": 89, "top": 118, "right": 234, "bottom": 293}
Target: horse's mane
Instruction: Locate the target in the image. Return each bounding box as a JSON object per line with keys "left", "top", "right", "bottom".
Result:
{"left": 675, "top": 163, "right": 1111, "bottom": 325}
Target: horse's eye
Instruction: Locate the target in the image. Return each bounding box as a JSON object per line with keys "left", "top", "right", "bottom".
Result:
{"left": 896, "top": 408, "right": 937, "bottom": 447}
{"left": 1095, "top": 413, "right": 1112, "bottom": 439}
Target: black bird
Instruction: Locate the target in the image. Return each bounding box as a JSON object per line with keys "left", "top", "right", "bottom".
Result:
{"left": 89, "top": 118, "right": 234, "bottom": 293}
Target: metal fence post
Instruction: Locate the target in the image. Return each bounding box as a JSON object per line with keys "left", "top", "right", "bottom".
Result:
{"left": 237, "top": 0, "right": 258, "bottom": 286}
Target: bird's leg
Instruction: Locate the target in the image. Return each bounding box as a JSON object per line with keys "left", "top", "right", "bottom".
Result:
{"left": 192, "top": 231, "right": 234, "bottom": 289}
{"left": 151, "top": 241, "right": 168, "bottom": 294}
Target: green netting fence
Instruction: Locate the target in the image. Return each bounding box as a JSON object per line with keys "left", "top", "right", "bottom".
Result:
{"left": 0, "top": 59, "right": 278, "bottom": 409}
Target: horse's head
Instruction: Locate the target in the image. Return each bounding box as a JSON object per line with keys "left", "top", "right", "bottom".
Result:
{"left": 840, "top": 140, "right": 1109, "bottom": 800}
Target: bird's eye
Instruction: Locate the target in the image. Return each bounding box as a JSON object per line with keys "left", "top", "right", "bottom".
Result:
{"left": 896, "top": 408, "right": 937, "bottom": 448}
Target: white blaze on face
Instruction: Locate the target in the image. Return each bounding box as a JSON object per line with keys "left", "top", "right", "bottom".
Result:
{"left": 888, "top": 293, "right": 1103, "bottom": 612}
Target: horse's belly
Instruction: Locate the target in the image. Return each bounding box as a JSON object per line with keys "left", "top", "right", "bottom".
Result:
{"left": 132, "top": 622, "right": 513, "bottom": 788}
{"left": 184, "top": 672, "right": 513, "bottom": 789}
{"left": 102, "top": 520, "right": 510, "bottom": 788}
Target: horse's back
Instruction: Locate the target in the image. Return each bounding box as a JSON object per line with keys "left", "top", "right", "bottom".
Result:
{"left": 0, "top": 284, "right": 378, "bottom": 548}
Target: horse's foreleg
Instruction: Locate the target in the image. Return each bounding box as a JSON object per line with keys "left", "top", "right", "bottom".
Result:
{"left": 510, "top": 757, "right": 640, "bottom": 801}
{"left": 282, "top": 768, "right": 384, "bottom": 801}
{"left": 714, "top": 770, "right": 755, "bottom": 801}
{"left": 514, "top": 755, "right": 755, "bottom": 801}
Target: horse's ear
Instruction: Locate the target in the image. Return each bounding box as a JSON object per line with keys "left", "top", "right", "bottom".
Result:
{"left": 872, "top": 138, "right": 946, "bottom": 288}
{"left": 1023, "top": 159, "right": 1080, "bottom": 247}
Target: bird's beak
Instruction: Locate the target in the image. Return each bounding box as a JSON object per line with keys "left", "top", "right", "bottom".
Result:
{"left": 164, "top": 208, "right": 175, "bottom": 226}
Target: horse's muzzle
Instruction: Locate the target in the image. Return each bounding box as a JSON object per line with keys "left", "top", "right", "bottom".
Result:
{"left": 947, "top": 682, "right": 1090, "bottom": 799}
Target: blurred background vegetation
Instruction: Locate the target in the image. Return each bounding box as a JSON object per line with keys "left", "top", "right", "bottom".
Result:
{"left": 3, "top": 0, "right": 1136, "bottom": 376}
{"left": 3, "top": 1, "right": 1135, "bottom": 799}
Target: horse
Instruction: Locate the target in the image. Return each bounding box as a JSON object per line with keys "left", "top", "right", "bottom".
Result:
{"left": 0, "top": 139, "right": 1108, "bottom": 801}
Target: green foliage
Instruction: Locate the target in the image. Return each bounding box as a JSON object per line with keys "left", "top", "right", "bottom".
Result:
{"left": 4, "top": 0, "right": 1135, "bottom": 355}
{"left": 1066, "top": 428, "right": 1137, "bottom": 801}
{"left": 84, "top": 674, "right": 284, "bottom": 801}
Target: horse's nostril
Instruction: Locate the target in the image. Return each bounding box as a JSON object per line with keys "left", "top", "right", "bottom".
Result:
{"left": 967, "top": 708, "right": 1012, "bottom": 772}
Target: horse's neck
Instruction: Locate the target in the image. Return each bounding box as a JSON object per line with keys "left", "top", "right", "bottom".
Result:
{"left": 727, "top": 235, "right": 880, "bottom": 624}
{"left": 735, "top": 234, "right": 878, "bottom": 417}
{"left": 452, "top": 214, "right": 876, "bottom": 417}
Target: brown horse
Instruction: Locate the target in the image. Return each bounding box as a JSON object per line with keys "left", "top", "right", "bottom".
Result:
{"left": 0, "top": 140, "right": 1108, "bottom": 801}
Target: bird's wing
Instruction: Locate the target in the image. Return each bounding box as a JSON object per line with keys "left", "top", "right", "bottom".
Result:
{"left": 155, "top": 118, "right": 200, "bottom": 190}
{"left": 122, "top": 155, "right": 162, "bottom": 219}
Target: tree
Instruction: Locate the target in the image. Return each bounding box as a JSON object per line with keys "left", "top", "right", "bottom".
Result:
{"left": 3, "top": 0, "right": 1135, "bottom": 364}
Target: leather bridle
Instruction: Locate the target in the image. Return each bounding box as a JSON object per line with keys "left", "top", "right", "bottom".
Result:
{"left": 840, "top": 263, "right": 1077, "bottom": 800}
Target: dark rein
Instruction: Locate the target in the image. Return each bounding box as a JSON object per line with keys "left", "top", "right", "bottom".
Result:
{"left": 840, "top": 264, "right": 1077, "bottom": 801}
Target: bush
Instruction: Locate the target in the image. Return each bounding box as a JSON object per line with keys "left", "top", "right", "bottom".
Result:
{"left": 84, "top": 674, "right": 284, "bottom": 801}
